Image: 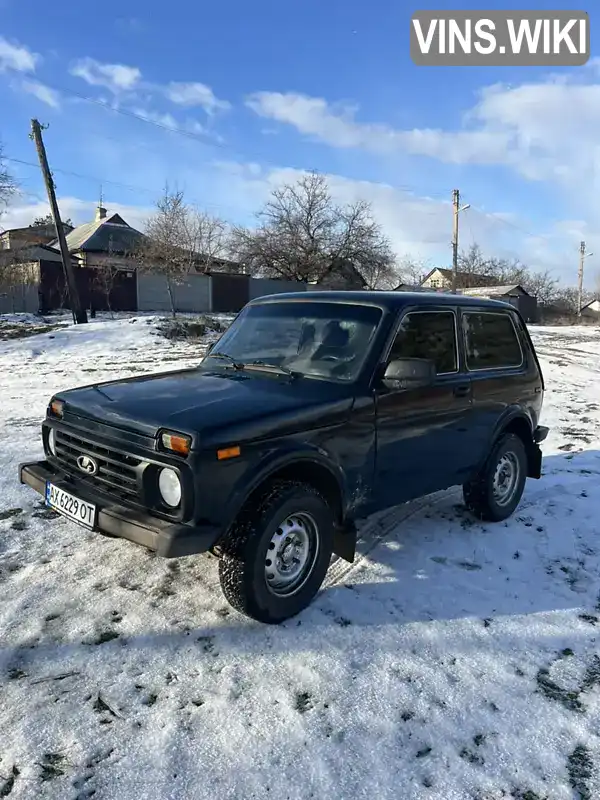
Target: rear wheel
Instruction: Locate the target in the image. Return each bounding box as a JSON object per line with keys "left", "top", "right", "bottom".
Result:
{"left": 463, "top": 433, "right": 527, "bottom": 522}
{"left": 218, "top": 481, "right": 334, "bottom": 624}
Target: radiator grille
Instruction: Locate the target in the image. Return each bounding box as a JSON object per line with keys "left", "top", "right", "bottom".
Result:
{"left": 54, "top": 429, "right": 142, "bottom": 502}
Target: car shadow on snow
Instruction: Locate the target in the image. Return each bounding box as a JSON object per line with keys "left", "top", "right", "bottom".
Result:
{"left": 313, "top": 448, "right": 600, "bottom": 625}
{"left": 1, "top": 451, "right": 600, "bottom": 677}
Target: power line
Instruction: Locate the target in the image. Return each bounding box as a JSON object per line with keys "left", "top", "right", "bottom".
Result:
{"left": 4, "top": 154, "right": 251, "bottom": 218}
{"left": 30, "top": 77, "right": 460, "bottom": 204}
{"left": 463, "top": 198, "right": 581, "bottom": 274}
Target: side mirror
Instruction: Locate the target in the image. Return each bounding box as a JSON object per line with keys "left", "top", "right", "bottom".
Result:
{"left": 382, "top": 357, "right": 436, "bottom": 390}
{"left": 205, "top": 342, "right": 215, "bottom": 355}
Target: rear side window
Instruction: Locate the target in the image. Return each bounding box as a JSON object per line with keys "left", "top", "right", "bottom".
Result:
{"left": 389, "top": 311, "right": 457, "bottom": 374}
{"left": 463, "top": 312, "right": 523, "bottom": 370}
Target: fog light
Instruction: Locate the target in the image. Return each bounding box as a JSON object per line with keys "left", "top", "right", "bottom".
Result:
{"left": 48, "top": 428, "right": 57, "bottom": 456}
{"left": 158, "top": 468, "right": 182, "bottom": 507}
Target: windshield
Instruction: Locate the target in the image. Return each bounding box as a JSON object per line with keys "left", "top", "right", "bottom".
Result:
{"left": 204, "top": 301, "right": 383, "bottom": 382}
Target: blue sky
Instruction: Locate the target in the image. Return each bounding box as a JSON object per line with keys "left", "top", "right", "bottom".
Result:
{"left": 0, "top": 0, "right": 599, "bottom": 286}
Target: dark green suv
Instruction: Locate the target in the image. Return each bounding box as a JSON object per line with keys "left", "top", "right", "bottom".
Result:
{"left": 20, "top": 291, "right": 548, "bottom": 623}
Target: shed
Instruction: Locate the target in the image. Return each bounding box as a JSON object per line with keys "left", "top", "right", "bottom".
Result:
{"left": 460, "top": 285, "right": 538, "bottom": 323}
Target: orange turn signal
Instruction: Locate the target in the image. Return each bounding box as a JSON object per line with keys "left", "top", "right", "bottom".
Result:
{"left": 217, "top": 445, "right": 241, "bottom": 461}
{"left": 160, "top": 431, "right": 191, "bottom": 455}
{"left": 49, "top": 399, "right": 64, "bottom": 418}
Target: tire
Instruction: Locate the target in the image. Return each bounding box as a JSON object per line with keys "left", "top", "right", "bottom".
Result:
{"left": 463, "top": 433, "right": 527, "bottom": 522}
{"left": 218, "top": 481, "right": 334, "bottom": 624}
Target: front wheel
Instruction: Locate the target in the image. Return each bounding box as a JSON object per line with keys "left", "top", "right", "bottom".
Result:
{"left": 218, "top": 481, "right": 334, "bottom": 624}
{"left": 463, "top": 433, "right": 528, "bottom": 522}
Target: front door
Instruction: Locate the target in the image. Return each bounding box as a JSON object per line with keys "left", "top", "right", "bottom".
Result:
{"left": 373, "top": 307, "right": 474, "bottom": 510}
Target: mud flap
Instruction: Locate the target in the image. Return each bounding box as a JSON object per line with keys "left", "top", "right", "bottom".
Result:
{"left": 528, "top": 442, "right": 543, "bottom": 479}
{"left": 333, "top": 522, "right": 356, "bottom": 563}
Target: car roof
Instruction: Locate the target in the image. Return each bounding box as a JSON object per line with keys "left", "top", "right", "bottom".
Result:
{"left": 249, "top": 290, "right": 515, "bottom": 312}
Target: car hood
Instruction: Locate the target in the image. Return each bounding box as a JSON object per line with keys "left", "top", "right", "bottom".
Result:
{"left": 58, "top": 366, "right": 355, "bottom": 445}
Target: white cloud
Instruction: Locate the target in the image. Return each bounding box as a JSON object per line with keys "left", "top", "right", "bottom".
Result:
{"left": 2, "top": 197, "right": 152, "bottom": 233}
{"left": 69, "top": 58, "right": 229, "bottom": 117}
{"left": 20, "top": 80, "right": 60, "bottom": 109}
{"left": 131, "top": 107, "right": 179, "bottom": 130}
{"left": 165, "top": 82, "right": 230, "bottom": 114}
{"left": 246, "top": 91, "right": 511, "bottom": 164}
{"left": 0, "top": 36, "right": 38, "bottom": 73}
{"left": 245, "top": 74, "right": 600, "bottom": 211}
{"left": 70, "top": 57, "right": 141, "bottom": 93}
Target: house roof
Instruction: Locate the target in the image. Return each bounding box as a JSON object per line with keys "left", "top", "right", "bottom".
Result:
{"left": 50, "top": 213, "right": 146, "bottom": 254}
{"left": 580, "top": 298, "right": 600, "bottom": 310}
{"left": 461, "top": 284, "right": 529, "bottom": 297}
{"left": 422, "top": 267, "right": 495, "bottom": 284}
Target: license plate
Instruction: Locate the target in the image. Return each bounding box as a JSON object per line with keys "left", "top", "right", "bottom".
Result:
{"left": 45, "top": 482, "right": 96, "bottom": 529}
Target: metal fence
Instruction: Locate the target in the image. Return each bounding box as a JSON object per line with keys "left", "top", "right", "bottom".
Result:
{"left": 0, "top": 284, "right": 39, "bottom": 315}
{"left": 0, "top": 272, "right": 310, "bottom": 315}
{"left": 137, "top": 274, "right": 212, "bottom": 313}
{"left": 137, "top": 274, "right": 306, "bottom": 313}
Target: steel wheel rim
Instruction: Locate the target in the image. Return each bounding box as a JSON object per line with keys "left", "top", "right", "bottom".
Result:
{"left": 493, "top": 451, "right": 520, "bottom": 507}
{"left": 265, "top": 512, "right": 320, "bottom": 597}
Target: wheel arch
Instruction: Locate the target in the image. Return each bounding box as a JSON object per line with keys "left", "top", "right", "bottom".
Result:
{"left": 219, "top": 453, "right": 356, "bottom": 563}
{"left": 495, "top": 412, "right": 541, "bottom": 479}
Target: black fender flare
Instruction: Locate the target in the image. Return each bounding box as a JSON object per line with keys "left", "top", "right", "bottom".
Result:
{"left": 482, "top": 408, "right": 541, "bottom": 479}
{"left": 220, "top": 442, "right": 352, "bottom": 536}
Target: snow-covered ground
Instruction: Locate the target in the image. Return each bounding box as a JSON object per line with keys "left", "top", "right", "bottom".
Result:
{"left": 1, "top": 315, "right": 600, "bottom": 800}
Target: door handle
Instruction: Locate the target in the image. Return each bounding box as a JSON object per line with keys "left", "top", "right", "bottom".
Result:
{"left": 453, "top": 384, "right": 470, "bottom": 398}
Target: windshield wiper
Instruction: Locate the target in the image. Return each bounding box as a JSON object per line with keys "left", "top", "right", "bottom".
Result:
{"left": 206, "top": 351, "right": 245, "bottom": 370}
{"left": 244, "top": 360, "right": 298, "bottom": 378}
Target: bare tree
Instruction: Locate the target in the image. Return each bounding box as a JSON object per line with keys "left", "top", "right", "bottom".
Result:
{"left": 91, "top": 266, "right": 119, "bottom": 318}
{"left": 0, "top": 147, "right": 22, "bottom": 308}
{"left": 32, "top": 213, "right": 74, "bottom": 229}
{"left": 135, "top": 188, "right": 190, "bottom": 317}
{"left": 458, "top": 242, "right": 560, "bottom": 306}
{"left": 182, "top": 209, "right": 228, "bottom": 272}
{"left": 0, "top": 143, "right": 16, "bottom": 217}
{"left": 395, "top": 256, "right": 431, "bottom": 288}
{"left": 230, "top": 172, "right": 397, "bottom": 288}
{"left": 457, "top": 243, "right": 490, "bottom": 285}
{"left": 136, "top": 188, "right": 231, "bottom": 315}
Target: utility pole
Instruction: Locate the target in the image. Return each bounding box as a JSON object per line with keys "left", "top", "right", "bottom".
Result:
{"left": 30, "top": 119, "right": 87, "bottom": 324}
{"left": 451, "top": 189, "right": 460, "bottom": 293}
{"left": 578, "top": 241, "right": 586, "bottom": 317}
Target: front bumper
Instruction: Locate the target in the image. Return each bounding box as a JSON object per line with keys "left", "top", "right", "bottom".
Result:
{"left": 19, "top": 460, "right": 222, "bottom": 558}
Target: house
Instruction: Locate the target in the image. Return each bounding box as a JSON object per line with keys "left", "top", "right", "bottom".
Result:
{"left": 0, "top": 221, "right": 73, "bottom": 251}
{"left": 316, "top": 258, "right": 368, "bottom": 290}
{"left": 460, "top": 284, "right": 538, "bottom": 322}
{"left": 420, "top": 267, "right": 497, "bottom": 290}
{"left": 0, "top": 207, "right": 144, "bottom": 314}
{"left": 393, "top": 283, "right": 441, "bottom": 293}
{"left": 49, "top": 206, "right": 146, "bottom": 271}
{"left": 581, "top": 298, "right": 600, "bottom": 318}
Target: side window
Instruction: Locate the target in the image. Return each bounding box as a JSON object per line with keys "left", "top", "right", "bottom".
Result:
{"left": 389, "top": 311, "right": 457, "bottom": 374}
{"left": 463, "top": 312, "right": 523, "bottom": 370}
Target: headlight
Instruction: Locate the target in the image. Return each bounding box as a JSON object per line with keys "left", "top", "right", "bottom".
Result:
{"left": 158, "top": 468, "right": 182, "bottom": 507}
{"left": 47, "top": 428, "right": 57, "bottom": 456}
